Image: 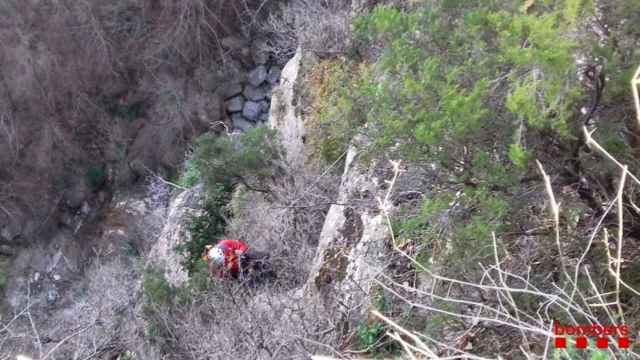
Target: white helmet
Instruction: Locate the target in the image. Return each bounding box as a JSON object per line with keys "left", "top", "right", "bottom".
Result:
{"left": 207, "top": 247, "right": 225, "bottom": 265}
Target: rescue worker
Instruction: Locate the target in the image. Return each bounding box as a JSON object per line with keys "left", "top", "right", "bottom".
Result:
{"left": 202, "top": 239, "right": 249, "bottom": 279}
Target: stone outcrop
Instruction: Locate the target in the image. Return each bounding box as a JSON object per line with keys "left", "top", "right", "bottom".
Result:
{"left": 303, "top": 138, "right": 389, "bottom": 322}
{"left": 147, "top": 185, "right": 205, "bottom": 286}
{"left": 262, "top": 46, "right": 391, "bottom": 325}
{"left": 268, "top": 49, "right": 315, "bottom": 167}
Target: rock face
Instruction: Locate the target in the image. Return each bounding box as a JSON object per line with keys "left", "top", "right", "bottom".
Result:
{"left": 262, "top": 48, "right": 391, "bottom": 323}
{"left": 147, "top": 185, "right": 205, "bottom": 286}
{"left": 303, "top": 138, "right": 389, "bottom": 321}
{"left": 268, "top": 48, "right": 313, "bottom": 167}
{"left": 263, "top": 47, "right": 392, "bottom": 329}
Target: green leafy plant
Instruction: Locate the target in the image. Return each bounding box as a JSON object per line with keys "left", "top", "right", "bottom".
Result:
{"left": 175, "top": 183, "right": 231, "bottom": 275}
{"left": 178, "top": 158, "right": 200, "bottom": 188}
{"left": 116, "top": 351, "right": 136, "bottom": 360}
{"left": 357, "top": 322, "right": 385, "bottom": 350}
{"left": 115, "top": 143, "right": 127, "bottom": 162}
{"left": 192, "top": 127, "right": 284, "bottom": 194}
{"left": 85, "top": 166, "right": 107, "bottom": 190}
{"left": 123, "top": 241, "right": 140, "bottom": 258}
{"left": 332, "top": 0, "right": 588, "bottom": 280}
{"left": 337, "top": 0, "right": 590, "bottom": 180}
{"left": 509, "top": 143, "right": 531, "bottom": 170}
{"left": 142, "top": 267, "right": 175, "bottom": 307}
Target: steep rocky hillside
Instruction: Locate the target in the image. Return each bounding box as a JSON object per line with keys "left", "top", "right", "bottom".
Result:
{"left": 3, "top": 1, "right": 640, "bottom": 359}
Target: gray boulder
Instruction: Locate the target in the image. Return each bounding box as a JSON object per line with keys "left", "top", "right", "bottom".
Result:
{"left": 221, "top": 82, "right": 243, "bottom": 99}
{"left": 248, "top": 65, "right": 267, "bottom": 87}
{"left": 259, "top": 113, "right": 269, "bottom": 122}
{"left": 226, "top": 95, "right": 245, "bottom": 112}
{"left": 243, "top": 85, "right": 268, "bottom": 101}
{"left": 259, "top": 100, "right": 270, "bottom": 113}
{"left": 232, "top": 114, "right": 253, "bottom": 132}
{"left": 146, "top": 186, "right": 204, "bottom": 286}
{"left": 242, "top": 101, "right": 261, "bottom": 121}
{"left": 267, "top": 66, "right": 282, "bottom": 85}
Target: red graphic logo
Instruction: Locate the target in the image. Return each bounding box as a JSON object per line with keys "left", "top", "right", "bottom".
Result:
{"left": 554, "top": 321, "right": 631, "bottom": 349}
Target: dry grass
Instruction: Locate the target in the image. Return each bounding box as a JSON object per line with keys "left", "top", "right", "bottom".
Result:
{"left": 226, "top": 165, "right": 340, "bottom": 289}
{"left": 260, "top": 0, "right": 352, "bottom": 61}
{"left": 0, "top": 258, "right": 141, "bottom": 359}
{"left": 134, "top": 158, "right": 344, "bottom": 359}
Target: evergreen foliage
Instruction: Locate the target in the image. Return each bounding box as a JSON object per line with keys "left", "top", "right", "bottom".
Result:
{"left": 175, "top": 183, "right": 232, "bottom": 276}
{"left": 192, "top": 127, "right": 285, "bottom": 194}
{"left": 142, "top": 267, "right": 176, "bottom": 307}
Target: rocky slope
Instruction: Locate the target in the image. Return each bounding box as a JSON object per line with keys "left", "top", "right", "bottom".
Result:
{"left": 0, "top": 43, "right": 394, "bottom": 359}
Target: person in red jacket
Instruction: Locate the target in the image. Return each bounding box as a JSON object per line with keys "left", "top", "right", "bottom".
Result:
{"left": 203, "top": 239, "right": 249, "bottom": 279}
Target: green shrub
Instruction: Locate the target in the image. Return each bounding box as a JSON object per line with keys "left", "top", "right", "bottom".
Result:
{"left": 192, "top": 127, "right": 284, "bottom": 194}
{"left": 508, "top": 143, "right": 531, "bottom": 170}
{"left": 395, "top": 186, "right": 508, "bottom": 275}
{"left": 142, "top": 267, "right": 175, "bottom": 306}
{"left": 345, "top": 1, "right": 587, "bottom": 179}
{"left": 357, "top": 322, "right": 385, "bottom": 350}
{"left": 115, "top": 143, "right": 127, "bottom": 162}
{"left": 178, "top": 158, "right": 200, "bottom": 188}
{"left": 145, "top": 322, "right": 161, "bottom": 340}
{"left": 85, "top": 166, "right": 107, "bottom": 190}
{"left": 116, "top": 351, "right": 136, "bottom": 360}
{"left": 175, "top": 183, "right": 231, "bottom": 275}
{"left": 332, "top": 0, "right": 590, "bottom": 278}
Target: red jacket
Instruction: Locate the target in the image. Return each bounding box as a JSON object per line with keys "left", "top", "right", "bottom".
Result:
{"left": 216, "top": 239, "right": 249, "bottom": 278}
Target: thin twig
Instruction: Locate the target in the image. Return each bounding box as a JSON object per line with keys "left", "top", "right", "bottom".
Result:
{"left": 614, "top": 166, "right": 627, "bottom": 321}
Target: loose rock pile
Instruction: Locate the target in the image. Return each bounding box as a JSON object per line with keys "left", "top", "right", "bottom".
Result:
{"left": 220, "top": 36, "right": 283, "bottom": 132}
